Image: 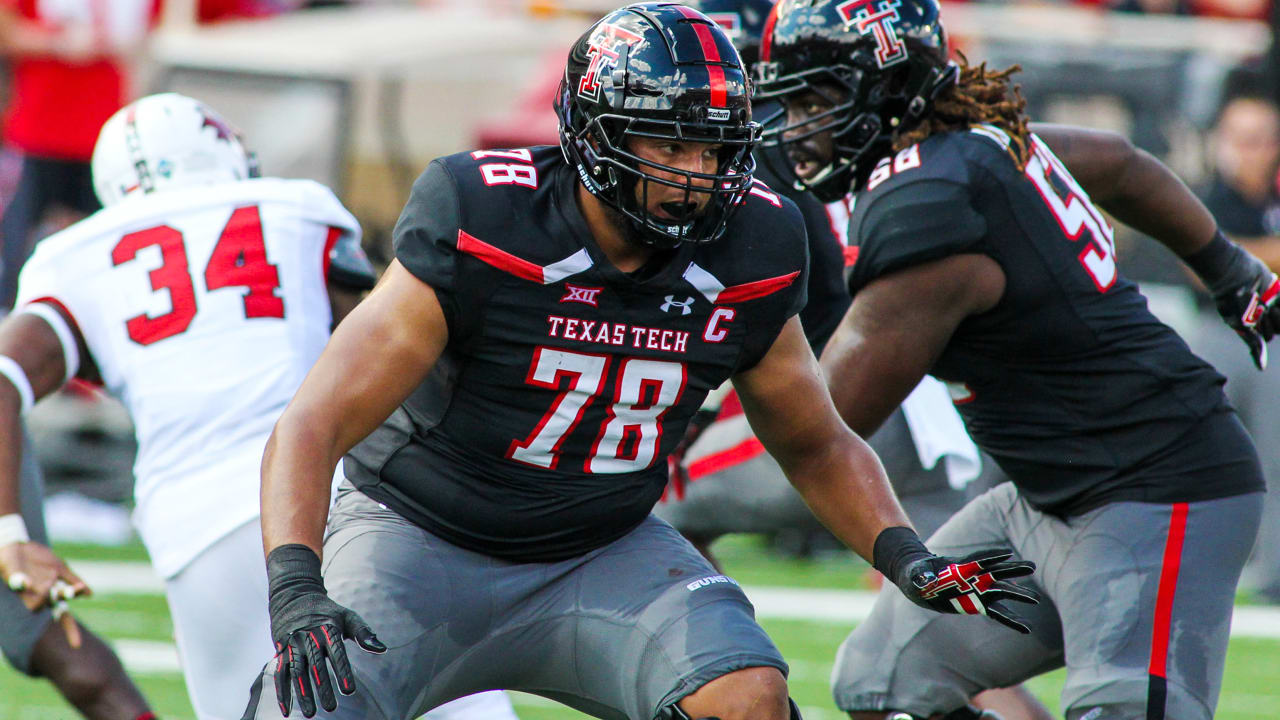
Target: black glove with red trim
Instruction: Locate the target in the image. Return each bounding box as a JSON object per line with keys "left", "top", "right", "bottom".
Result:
{"left": 262, "top": 544, "right": 385, "bottom": 718}
{"left": 873, "top": 526, "right": 1039, "bottom": 634}
{"left": 1187, "top": 230, "right": 1280, "bottom": 370}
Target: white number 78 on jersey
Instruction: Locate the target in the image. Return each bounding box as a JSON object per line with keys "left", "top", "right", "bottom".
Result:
{"left": 507, "top": 348, "right": 687, "bottom": 474}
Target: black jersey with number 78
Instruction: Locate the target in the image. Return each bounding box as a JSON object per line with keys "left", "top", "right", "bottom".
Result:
{"left": 345, "top": 146, "right": 809, "bottom": 561}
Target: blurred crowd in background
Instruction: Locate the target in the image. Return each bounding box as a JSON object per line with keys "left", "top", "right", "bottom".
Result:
{"left": 2, "top": 0, "right": 1280, "bottom": 602}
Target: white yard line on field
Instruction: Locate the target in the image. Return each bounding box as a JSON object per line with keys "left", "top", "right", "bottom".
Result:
{"left": 112, "top": 639, "right": 182, "bottom": 675}
{"left": 76, "top": 560, "right": 166, "bottom": 594}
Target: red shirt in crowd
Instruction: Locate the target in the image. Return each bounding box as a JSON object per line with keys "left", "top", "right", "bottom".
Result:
{"left": 1, "top": 0, "right": 160, "bottom": 162}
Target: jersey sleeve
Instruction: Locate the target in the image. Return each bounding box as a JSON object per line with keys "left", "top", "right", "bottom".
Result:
{"left": 14, "top": 249, "right": 57, "bottom": 310}
{"left": 13, "top": 240, "right": 87, "bottom": 381}
{"left": 736, "top": 198, "right": 810, "bottom": 371}
{"left": 846, "top": 179, "right": 988, "bottom": 295}
{"left": 298, "top": 180, "right": 361, "bottom": 243}
{"left": 295, "top": 180, "right": 374, "bottom": 290}
{"left": 392, "top": 160, "right": 465, "bottom": 331}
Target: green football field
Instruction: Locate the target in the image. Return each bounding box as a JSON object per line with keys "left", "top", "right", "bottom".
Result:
{"left": 3, "top": 536, "right": 1278, "bottom": 719}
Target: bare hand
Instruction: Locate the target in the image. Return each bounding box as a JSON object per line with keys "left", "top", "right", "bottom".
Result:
{"left": 0, "top": 541, "right": 90, "bottom": 612}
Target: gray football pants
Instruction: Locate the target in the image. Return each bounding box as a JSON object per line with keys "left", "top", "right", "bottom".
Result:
{"left": 244, "top": 483, "right": 788, "bottom": 720}
{"left": 832, "top": 482, "right": 1262, "bottom": 720}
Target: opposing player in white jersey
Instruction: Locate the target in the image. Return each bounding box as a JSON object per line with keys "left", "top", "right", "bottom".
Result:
{"left": 0, "top": 93, "right": 520, "bottom": 720}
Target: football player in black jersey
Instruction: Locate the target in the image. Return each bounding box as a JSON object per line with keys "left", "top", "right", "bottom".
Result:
{"left": 758, "top": 1, "right": 1276, "bottom": 719}
{"left": 240, "top": 4, "right": 1038, "bottom": 720}
{"left": 651, "top": 13, "right": 1049, "bottom": 720}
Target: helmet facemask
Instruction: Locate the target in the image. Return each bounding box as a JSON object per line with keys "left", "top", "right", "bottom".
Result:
{"left": 754, "top": 0, "right": 959, "bottom": 199}
{"left": 562, "top": 100, "right": 758, "bottom": 249}
{"left": 758, "top": 56, "right": 956, "bottom": 199}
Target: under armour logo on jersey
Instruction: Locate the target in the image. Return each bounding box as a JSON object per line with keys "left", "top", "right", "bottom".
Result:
{"left": 661, "top": 295, "right": 696, "bottom": 315}
{"left": 561, "top": 283, "right": 603, "bottom": 307}
{"left": 836, "top": 0, "right": 907, "bottom": 68}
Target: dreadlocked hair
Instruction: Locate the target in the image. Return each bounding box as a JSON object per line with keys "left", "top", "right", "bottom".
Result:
{"left": 893, "top": 53, "right": 1032, "bottom": 170}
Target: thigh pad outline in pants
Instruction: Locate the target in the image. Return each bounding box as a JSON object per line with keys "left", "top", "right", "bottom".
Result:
{"left": 1053, "top": 492, "right": 1261, "bottom": 720}
{"left": 832, "top": 485, "right": 1263, "bottom": 720}
{"left": 831, "top": 482, "right": 1066, "bottom": 717}
{"left": 245, "top": 489, "right": 787, "bottom": 720}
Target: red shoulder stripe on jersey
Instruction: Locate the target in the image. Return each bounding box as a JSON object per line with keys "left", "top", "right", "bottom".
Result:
{"left": 1148, "top": 502, "right": 1188, "bottom": 681}
{"left": 456, "top": 229, "right": 545, "bottom": 283}
{"left": 321, "top": 226, "right": 342, "bottom": 283}
{"left": 687, "top": 436, "right": 765, "bottom": 481}
{"left": 716, "top": 270, "right": 801, "bottom": 303}
{"left": 676, "top": 5, "right": 728, "bottom": 108}
{"left": 26, "top": 296, "right": 84, "bottom": 343}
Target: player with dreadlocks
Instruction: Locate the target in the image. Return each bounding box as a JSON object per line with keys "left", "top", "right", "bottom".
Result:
{"left": 758, "top": 0, "right": 1276, "bottom": 719}
{"left": 891, "top": 58, "right": 1031, "bottom": 169}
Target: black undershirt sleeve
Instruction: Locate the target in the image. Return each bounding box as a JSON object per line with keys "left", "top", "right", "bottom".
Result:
{"left": 392, "top": 160, "right": 465, "bottom": 335}
{"left": 848, "top": 179, "right": 988, "bottom": 294}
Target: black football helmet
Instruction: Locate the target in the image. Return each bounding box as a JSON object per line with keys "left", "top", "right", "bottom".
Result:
{"left": 754, "top": 0, "right": 958, "bottom": 200}
{"left": 684, "top": 0, "right": 778, "bottom": 67}
{"left": 556, "top": 2, "right": 760, "bottom": 248}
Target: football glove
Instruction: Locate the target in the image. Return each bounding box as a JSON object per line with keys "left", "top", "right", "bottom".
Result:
{"left": 873, "top": 527, "right": 1039, "bottom": 634}
{"left": 263, "top": 544, "right": 385, "bottom": 718}
{"left": 1187, "top": 230, "right": 1280, "bottom": 370}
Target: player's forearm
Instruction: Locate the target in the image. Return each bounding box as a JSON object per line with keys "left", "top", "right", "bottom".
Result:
{"left": 260, "top": 411, "right": 342, "bottom": 558}
{"left": 1033, "top": 124, "right": 1216, "bottom": 257}
{"left": 781, "top": 432, "right": 913, "bottom": 562}
{"left": 1096, "top": 148, "right": 1217, "bottom": 258}
{"left": 820, "top": 320, "right": 928, "bottom": 438}
{"left": 0, "top": 390, "right": 24, "bottom": 517}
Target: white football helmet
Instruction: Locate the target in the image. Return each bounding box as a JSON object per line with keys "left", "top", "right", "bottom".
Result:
{"left": 92, "top": 92, "right": 259, "bottom": 207}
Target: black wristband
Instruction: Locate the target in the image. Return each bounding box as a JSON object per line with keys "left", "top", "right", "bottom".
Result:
{"left": 872, "top": 526, "right": 931, "bottom": 582}
{"left": 1185, "top": 230, "right": 1246, "bottom": 293}
{"left": 266, "top": 543, "right": 324, "bottom": 596}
